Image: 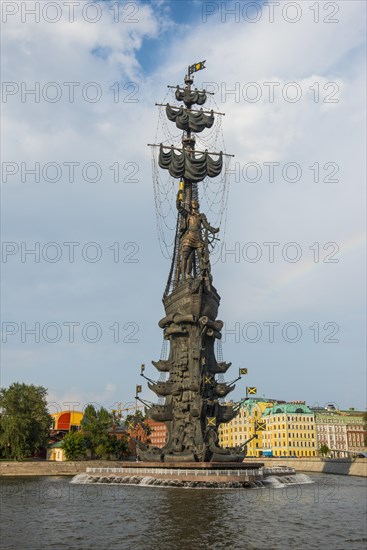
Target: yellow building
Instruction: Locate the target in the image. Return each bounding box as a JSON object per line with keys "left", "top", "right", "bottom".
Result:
{"left": 218, "top": 399, "right": 274, "bottom": 457}
{"left": 262, "top": 402, "right": 317, "bottom": 457}
{"left": 47, "top": 441, "right": 65, "bottom": 461}
{"left": 219, "top": 400, "right": 318, "bottom": 458}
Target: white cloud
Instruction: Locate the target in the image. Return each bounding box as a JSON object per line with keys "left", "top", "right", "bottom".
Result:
{"left": 2, "top": 1, "right": 366, "bottom": 409}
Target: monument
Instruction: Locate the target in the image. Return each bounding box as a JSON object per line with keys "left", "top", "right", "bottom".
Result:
{"left": 72, "top": 63, "right": 302, "bottom": 487}
{"left": 135, "top": 61, "right": 256, "bottom": 463}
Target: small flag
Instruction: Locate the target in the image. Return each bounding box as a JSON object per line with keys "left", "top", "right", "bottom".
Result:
{"left": 136, "top": 385, "right": 142, "bottom": 394}
{"left": 207, "top": 416, "right": 216, "bottom": 427}
{"left": 255, "top": 420, "right": 266, "bottom": 432}
{"left": 239, "top": 368, "right": 248, "bottom": 375}
{"left": 189, "top": 60, "right": 206, "bottom": 75}
{"left": 247, "top": 386, "right": 257, "bottom": 395}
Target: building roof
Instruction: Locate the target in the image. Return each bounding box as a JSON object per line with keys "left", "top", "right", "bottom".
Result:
{"left": 314, "top": 411, "right": 366, "bottom": 424}
{"left": 263, "top": 403, "right": 313, "bottom": 416}
{"left": 49, "top": 441, "right": 63, "bottom": 448}
{"left": 51, "top": 410, "right": 83, "bottom": 431}
{"left": 240, "top": 398, "right": 275, "bottom": 415}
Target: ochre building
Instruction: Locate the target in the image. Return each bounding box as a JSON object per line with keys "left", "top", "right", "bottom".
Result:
{"left": 218, "top": 399, "right": 318, "bottom": 458}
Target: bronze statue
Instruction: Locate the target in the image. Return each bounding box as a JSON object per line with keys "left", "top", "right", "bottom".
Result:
{"left": 176, "top": 192, "right": 219, "bottom": 280}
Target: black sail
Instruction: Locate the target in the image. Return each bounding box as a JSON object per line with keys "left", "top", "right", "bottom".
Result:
{"left": 166, "top": 105, "right": 214, "bottom": 133}
{"left": 158, "top": 146, "right": 223, "bottom": 183}
{"left": 175, "top": 86, "right": 207, "bottom": 107}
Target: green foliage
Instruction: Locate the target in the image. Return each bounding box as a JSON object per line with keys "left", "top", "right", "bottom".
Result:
{"left": 79, "top": 405, "right": 130, "bottom": 459}
{"left": 112, "top": 436, "right": 129, "bottom": 459}
{"left": 94, "top": 439, "right": 115, "bottom": 460}
{"left": 319, "top": 443, "right": 330, "bottom": 456}
{"left": 0, "top": 383, "right": 52, "bottom": 460}
{"left": 61, "top": 431, "right": 87, "bottom": 460}
{"left": 81, "top": 405, "right": 114, "bottom": 458}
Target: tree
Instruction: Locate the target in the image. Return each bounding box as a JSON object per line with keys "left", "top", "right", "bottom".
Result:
{"left": 62, "top": 431, "right": 87, "bottom": 460}
{"left": 95, "top": 439, "right": 115, "bottom": 460}
{"left": 80, "top": 404, "right": 98, "bottom": 452}
{"left": 112, "top": 436, "right": 129, "bottom": 459}
{"left": 319, "top": 443, "right": 330, "bottom": 457}
{"left": 81, "top": 405, "right": 114, "bottom": 459}
{"left": 0, "top": 383, "right": 52, "bottom": 460}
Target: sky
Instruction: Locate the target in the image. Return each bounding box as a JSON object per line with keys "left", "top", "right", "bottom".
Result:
{"left": 1, "top": 0, "right": 366, "bottom": 415}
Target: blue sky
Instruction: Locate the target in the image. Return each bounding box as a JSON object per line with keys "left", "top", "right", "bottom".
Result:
{"left": 1, "top": 0, "right": 366, "bottom": 413}
{"left": 129, "top": 0, "right": 209, "bottom": 74}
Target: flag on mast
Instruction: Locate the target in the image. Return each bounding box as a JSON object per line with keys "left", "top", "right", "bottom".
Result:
{"left": 189, "top": 60, "right": 206, "bottom": 75}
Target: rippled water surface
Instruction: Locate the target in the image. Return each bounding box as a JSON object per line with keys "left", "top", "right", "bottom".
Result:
{"left": 1, "top": 473, "right": 366, "bottom": 549}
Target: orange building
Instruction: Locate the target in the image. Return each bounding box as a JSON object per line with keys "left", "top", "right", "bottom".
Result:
{"left": 51, "top": 410, "right": 83, "bottom": 431}
{"left": 125, "top": 421, "right": 150, "bottom": 457}
{"left": 146, "top": 419, "right": 167, "bottom": 448}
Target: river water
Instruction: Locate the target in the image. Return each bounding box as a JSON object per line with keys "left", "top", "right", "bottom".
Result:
{"left": 1, "top": 473, "right": 366, "bottom": 549}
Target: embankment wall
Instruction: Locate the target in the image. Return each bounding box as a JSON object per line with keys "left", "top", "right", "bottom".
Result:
{"left": 1, "top": 458, "right": 366, "bottom": 477}
{"left": 245, "top": 457, "right": 367, "bottom": 477}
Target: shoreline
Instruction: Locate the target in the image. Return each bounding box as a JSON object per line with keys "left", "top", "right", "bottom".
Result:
{"left": 1, "top": 457, "right": 366, "bottom": 478}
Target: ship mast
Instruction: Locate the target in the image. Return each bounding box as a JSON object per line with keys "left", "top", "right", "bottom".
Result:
{"left": 139, "top": 63, "right": 245, "bottom": 463}
{"left": 148, "top": 62, "right": 233, "bottom": 294}
{"left": 181, "top": 67, "right": 196, "bottom": 280}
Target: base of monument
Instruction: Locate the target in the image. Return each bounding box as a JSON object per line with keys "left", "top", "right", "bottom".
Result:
{"left": 71, "top": 461, "right": 267, "bottom": 488}
{"left": 164, "top": 453, "right": 196, "bottom": 462}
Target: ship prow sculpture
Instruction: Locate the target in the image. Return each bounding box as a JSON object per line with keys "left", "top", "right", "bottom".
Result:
{"left": 136, "top": 61, "right": 253, "bottom": 463}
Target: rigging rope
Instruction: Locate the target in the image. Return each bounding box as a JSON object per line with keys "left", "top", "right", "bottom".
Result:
{"left": 151, "top": 89, "right": 232, "bottom": 273}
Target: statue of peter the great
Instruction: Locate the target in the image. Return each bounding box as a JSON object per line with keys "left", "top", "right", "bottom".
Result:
{"left": 176, "top": 192, "right": 219, "bottom": 280}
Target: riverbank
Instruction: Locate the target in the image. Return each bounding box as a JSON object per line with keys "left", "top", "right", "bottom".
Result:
{"left": 245, "top": 457, "right": 367, "bottom": 477}
{"left": 1, "top": 457, "right": 366, "bottom": 477}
